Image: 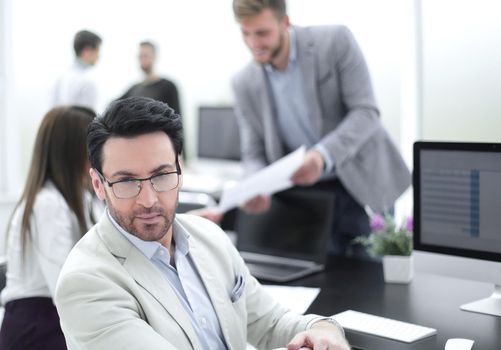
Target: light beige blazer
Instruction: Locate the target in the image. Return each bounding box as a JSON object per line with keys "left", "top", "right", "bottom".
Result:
{"left": 55, "top": 213, "right": 318, "bottom": 350}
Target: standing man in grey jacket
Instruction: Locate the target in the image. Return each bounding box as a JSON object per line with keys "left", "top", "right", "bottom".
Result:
{"left": 232, "top": 0, "right": 411, "bottom": 256}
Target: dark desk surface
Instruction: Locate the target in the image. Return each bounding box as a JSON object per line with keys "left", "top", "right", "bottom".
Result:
{"left": 287, "top": 257, "right": 501, "bottom": 350}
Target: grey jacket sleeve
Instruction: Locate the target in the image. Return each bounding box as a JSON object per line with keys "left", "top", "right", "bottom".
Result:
{"left": 316, "top": 25, "right": 381, "bottom": 168}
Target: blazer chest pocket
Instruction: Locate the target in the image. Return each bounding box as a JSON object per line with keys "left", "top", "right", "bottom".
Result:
{"left": 230, "top": 274, "right": 246, "bottom": 303}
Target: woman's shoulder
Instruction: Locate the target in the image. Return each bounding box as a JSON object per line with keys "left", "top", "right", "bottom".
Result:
{"left": 33, "top": 181, "right": 69, "bottom": 212}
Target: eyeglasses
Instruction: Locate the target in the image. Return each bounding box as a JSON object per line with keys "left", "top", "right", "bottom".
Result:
{"left": 95, "top": 161, "right": 182, "bottom": 199}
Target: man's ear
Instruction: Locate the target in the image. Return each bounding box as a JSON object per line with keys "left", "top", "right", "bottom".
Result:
{"left": 283, "top": 14, "right": 290, "bottom": 27}
{"left": 89, "top": 168, "right": 106, "bottom": 201}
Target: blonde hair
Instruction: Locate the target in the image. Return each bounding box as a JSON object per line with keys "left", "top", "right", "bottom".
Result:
{"left": 232, "top": 0, "right": 286, "bottom": 21}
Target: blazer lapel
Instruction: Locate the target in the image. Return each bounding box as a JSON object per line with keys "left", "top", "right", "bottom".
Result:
{"left": 295, "top": 26, "right": 323, "bottom": 137}
{"left": 97, "top": 215, "right": 202, "bottom": 349}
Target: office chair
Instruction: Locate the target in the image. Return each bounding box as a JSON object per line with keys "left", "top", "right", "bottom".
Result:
{"left": 0, "top": 259, "right": 6, "bottom": 291}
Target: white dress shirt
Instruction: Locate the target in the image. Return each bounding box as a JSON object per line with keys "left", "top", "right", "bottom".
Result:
{"left": 1, "top": 181, "right": 102, "bottom": 305}
{"left": 52, "top": 59, "right": 98, "bottom": 110}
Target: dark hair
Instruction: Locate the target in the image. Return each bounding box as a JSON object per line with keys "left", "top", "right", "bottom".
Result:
{"left": 7, "top": 106, "right": 96, "bottom": 259}
{"left": 87, "top": 96, "right": 183, "bottom": 173}
{"left": 74, "top": 30, "right": 102, "bottom": 57}
{"left": 139, "top": 41, "right": 156, "bottom": 53}
{"left": 233, "top": 0, "right": 286, "bottom": 20}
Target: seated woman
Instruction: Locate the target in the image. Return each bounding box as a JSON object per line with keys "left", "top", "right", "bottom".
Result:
{"left": 0, "top": 106, "right": 100, "bottom": 350}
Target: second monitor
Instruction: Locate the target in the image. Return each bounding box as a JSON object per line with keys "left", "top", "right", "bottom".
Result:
{"left": 197, "top": 106, "right": 241, "bottom": 162}
{"left": 413, "top": 141, "right": 501, "bottom": 317}
{"left": 183, "top": 106, "right": 243, "bottom": 195}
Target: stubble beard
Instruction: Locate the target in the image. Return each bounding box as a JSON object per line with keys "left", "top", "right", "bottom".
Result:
{"left": 105, "top": 193, "right": 176, "bottom": 242}
{"left": 269, "top": 30, "right": 285, "bottom": 63}
{"left": 141, "top": 65, "right": 153, "bottom": 76}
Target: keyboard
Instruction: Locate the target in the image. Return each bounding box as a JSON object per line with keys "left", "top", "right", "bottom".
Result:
{"left": 332, "top": 310, "right": 437, "bottom": 343}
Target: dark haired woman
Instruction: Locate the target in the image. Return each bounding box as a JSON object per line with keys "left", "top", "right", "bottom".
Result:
{"left": 0, "top": 106, "right": 102, "bottom": 350}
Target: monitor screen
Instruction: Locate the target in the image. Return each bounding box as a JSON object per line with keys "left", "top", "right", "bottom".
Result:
{"left": 413, "top": 141, "right": 501, "bottom": 316}
{"left": 236, "top": 187, "right": 334, "bottom": 263}
{"left": 197, "top": 106, "right": 241, "bottom": 161}
{"left": 414, "top": 141, "right": 501, "bottom": 262}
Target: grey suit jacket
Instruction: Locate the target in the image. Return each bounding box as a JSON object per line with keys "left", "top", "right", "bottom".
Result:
{"left": 232, "top": 25, "right": 411, "bottom": 212}
{"left": 54, "top": 213, "right": 318, "bottom": 350}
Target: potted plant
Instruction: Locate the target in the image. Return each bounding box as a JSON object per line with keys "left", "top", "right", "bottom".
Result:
{"left": 353, "top": 213, "right": 414, "bottom": 283}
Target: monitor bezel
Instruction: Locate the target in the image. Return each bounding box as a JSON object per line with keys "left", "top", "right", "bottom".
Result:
{"left": 413, "top": 141, "right": 501, "bottom": 263}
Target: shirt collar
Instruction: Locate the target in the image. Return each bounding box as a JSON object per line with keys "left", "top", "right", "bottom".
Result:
{"left": 107, "top": 209, "right": 190, "bottom": 260}
{"left": 74, "top": 58, "right": 91, "bottom": 70}
{"left": 265, "top": 26, "right": 296, "bottom": 73}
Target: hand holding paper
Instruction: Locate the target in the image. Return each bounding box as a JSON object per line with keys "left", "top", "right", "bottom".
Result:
{"left": 217, "top": 146, "right": 306, "bottom": 213}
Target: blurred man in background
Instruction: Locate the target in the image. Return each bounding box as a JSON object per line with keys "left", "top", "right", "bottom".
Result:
{"left": 53, "top": 30, "right": 102, "bottom": 110}
{"left": 119, "top": 41, "right": 181, "bottom": 115}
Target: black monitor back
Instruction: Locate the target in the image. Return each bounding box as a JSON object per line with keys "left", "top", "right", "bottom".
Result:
{"left": 197, "top": 106, "right": 241, "bottom": 161}
{"left": 236, "top": 187, "right": 334, "bottom": 264}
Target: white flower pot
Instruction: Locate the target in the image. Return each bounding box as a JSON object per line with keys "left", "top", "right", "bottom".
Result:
{"left": 382, "top": 255, "right": 414, "bottom": 284}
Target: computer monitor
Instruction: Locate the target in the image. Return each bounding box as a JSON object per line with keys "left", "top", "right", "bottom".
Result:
{"left": 236, "top": 187, "right": 333, "bottom": 262}
{"left": 183, "top": 106, "right": 242, "bottom": 195}
{"left": 197, "top": 106, "right": 241, "bottom": 161}
{"left": 413, "top": 141, "right": 501, "bottom": 317}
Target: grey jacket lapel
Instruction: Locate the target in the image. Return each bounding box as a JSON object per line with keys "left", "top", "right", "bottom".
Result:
{"left": 97, "top": 215, "right": 202, "bottom": 349}
{"left": 295, "top": 26, "right": 323, "bottom": 137}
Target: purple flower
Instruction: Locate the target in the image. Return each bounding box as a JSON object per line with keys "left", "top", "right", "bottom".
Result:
{"left": 405, "top": 217, "right": 413, "bottom": 233}
{"left": 370, "top": 213, "right": 385, "bottom": 232}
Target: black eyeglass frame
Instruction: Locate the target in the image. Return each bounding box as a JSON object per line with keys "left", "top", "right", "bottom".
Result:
{"left": 95, "top": 158, "right": 182, "bottom": 199}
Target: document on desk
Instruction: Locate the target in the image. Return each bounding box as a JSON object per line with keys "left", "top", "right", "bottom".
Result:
{"left": 217, "top": 146, "right": 305, "bottom": 213}
{"left": 262, "top": 285, "right": 320, "bottom": 314}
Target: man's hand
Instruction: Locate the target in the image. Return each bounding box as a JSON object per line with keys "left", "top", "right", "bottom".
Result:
{"left": 287, "top": 320, "right": 350, "bottom": 350}
{"left": 291, "top": 150, "right": 325, "bottom": 186}
{"left": 241, "top": 194, "right": 271, "bottom": 214}
{"left": 187, "top": 207, "right": 224, "bottom": 224}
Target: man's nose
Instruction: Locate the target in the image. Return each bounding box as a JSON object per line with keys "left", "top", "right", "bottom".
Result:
{"left": 247, "top": 35, "right": 261, "bottom": 49}
{"left": 136, "top": 181, "right": 158, "bottom": 208}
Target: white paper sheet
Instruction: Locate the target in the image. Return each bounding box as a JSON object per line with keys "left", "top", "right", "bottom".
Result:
{"left": 217, "top": 146, "right": 305, "bottom": 212}
{"left": 262, "top": 285, "right": 320, "bottom": 315}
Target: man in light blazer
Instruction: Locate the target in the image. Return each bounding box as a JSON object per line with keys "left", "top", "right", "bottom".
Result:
{"left": 54, "top": 97, "right": 349, "bottom": 350}
{"left": 232, "top": 0, "right": 411, "bottom": 256}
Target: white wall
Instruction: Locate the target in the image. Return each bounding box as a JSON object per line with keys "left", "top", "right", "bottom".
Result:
{"left": 421, "top": 0, "right": 501, "bottom": 142}
{"left": 0, "top": 196, "right": 16, "bottom": 257}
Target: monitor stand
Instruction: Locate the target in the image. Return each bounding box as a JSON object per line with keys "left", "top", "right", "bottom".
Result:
{"left": 460, "top": 284, "right": 501, "bottom": 317}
